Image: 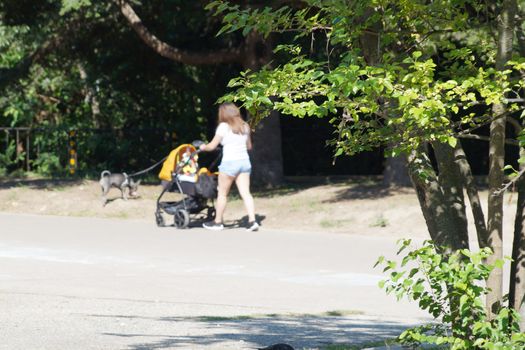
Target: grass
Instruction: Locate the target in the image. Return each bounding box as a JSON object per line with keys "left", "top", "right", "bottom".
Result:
{"left": 320, "top": 218, "right": 354, "bottom": 228}
{"left": 369, "top": 214, "right": 389, "bottom": 228}
{"left": 308, "top": 200, "right": 323, "bottom": 211}
{"left": 115, "top": 212, "right": 130, "bottom": 219}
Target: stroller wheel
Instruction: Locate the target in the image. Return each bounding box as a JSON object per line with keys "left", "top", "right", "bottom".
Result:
{"left": 207, "top": 207, "right": 216, "bottom": 220}
{"left": 174, "top": 208, "right": 190, "bottom": 229}
{"left": 155, "top": 211, "right": 165, "bottom": 227}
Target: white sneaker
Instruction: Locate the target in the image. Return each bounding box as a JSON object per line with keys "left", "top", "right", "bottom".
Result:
{"left": 246, "top": 221, "right": 259, "bottom": 232}
{"left": 203, "top": 221, "right": 224, "bottom": 231}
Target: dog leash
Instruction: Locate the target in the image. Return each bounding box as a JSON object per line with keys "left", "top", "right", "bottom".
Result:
{"left": 128, "top": 156, "right": 168, "bottom": 177}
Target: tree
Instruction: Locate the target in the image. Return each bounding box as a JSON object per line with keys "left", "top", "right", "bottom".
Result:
{"left": 0, "top": 0, "right": 285, "bottom": 183}
{"left": 486, "top": 0, "right": 517, "bottom": 317}
{"left": 207, "top": 0, "right": 525, "bottom": 324}
{"left": 112, "top": 0, "right": 284, "bottom": 186}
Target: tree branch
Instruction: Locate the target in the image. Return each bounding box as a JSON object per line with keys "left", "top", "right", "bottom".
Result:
{"left": 457, "top": 109, "right": 516, "bottom": 136}
{"left": 459, "top": 133, "right": 519, "bottom": 146}
{"left": 495, "top": 167, "right": 525, "bottom": 195}
{"left": 113, "top": 0, "right": 242, "bottom": 65}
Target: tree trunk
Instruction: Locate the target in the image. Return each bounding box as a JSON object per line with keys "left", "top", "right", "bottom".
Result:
{"left": 510, "top": 152, "right": 525, "bottom": 330}
{"left": 77, "top": 63, "right": 102, "bottom": 128}
{"left": 432, "top": 142, "right": 469, "bottom": 249}
{"left": 510, "top": 1, "right": 525, "bottom": 329}
{"left": 486, "top": 0, "right": 516, "bottom": 316}
{"left": 454, "top": 141, "right": 488, "bottom": 247}
{"left": 408, "top": 145, "right": 470, "bottom": 333}
{"left": 242, "top": 32, "right": 284, "bottom": 187}
{"left": 383, "top": 156, "right": 412, "bottom": 187}
{"left": 407, "top": 148, "right": 469, "bottom": 252}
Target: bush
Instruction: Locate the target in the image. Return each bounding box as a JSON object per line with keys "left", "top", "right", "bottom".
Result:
{"left": 375, "top": 239, "right": 525, "bottom": 349}
{"left": 0, "top": 140, "right": 25, "bottom": 176}
{"left": 33, "top": 152, "right": 63, "bottom": 176}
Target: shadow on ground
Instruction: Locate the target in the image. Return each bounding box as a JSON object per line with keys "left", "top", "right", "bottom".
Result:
{"left": 184, "top": 214, "right": 266, "bottom": 229}
{"left": 0, "top": 178, "right": 83, "bottom": 190}
{"left": 323, "top": 183, "right": 414, "bottom": 203}
{"left": 89, "top": 314, "right": 419, "bottom": 349}
{"left": 0, "top": 176, "right": 390, "bottom": 200}
{"left": 249, "top": 176, "right": 384, "bottom": 199}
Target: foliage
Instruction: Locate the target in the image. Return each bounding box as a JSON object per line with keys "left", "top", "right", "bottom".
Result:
{"left": 375, "top": 240, "right": 525, "bottom": 349}
{"left": 32, "top": 152, "right": 62, "bottom": 176}
{"left": 208, "top": 0, "right": 525, "bottom": 159}
{"left": 0, "top": 1, "right": 238, "bottom": 176}
{"left": 0, "top": 140, "right": 25, "bottom": 176}
{"left": 60, "top": 0, "right": 91, "bottom": 15}
{"left": 222, "top": 51, "right": 522, "bottom": 157}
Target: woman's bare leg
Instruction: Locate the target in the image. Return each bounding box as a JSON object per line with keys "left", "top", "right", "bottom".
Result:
{"left": 215, "top": 172, "right": 235, "bottom": 224}
{"left": 235, "top": 172, "right": 256, "bottom": 222}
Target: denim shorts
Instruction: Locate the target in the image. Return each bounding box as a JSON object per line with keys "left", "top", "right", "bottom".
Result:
{"left": 219, "top": 159, "right": 252, "bottom": 177}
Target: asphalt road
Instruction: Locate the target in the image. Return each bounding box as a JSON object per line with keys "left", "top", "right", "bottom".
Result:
{"left": 0, "top": 213, "right": 430, "bottom": 349}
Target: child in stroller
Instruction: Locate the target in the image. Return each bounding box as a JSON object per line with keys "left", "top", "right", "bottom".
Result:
{"left": 155, "top": 141, "right": 219, "bottom": 228}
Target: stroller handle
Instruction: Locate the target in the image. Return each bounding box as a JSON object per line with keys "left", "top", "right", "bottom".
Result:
{"left": 172, "top": 143, "right": 222, "bottom": 176}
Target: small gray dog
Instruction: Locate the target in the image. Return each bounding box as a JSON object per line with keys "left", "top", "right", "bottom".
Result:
{"left": 99, "top": 170, "right": 140, "bottom": 206}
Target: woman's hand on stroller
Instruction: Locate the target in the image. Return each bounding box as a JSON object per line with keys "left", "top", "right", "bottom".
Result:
{"left": 191, "top": 140, "right": 204, "bottom": 150}
{"left": 198, "top": 134, "right": 222, "bottom": 153}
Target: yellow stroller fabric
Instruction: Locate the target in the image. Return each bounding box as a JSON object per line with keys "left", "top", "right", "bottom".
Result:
{"left": 158, "top": 144, "right": 198, "bottom": 182}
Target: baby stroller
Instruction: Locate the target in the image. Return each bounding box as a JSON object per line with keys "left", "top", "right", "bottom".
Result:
{"left": 155, "top": 141, "right": 219, "bottom": 229}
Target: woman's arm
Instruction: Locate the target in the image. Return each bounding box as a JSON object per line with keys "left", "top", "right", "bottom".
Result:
{"left": 199, "top": 134, "right": 222, "bottom": 152}
{"left": 244, "top": 123, "right": 252, "bottom": 151}
{"left": 246, "top": 132, "right": 252, "bottom": 151}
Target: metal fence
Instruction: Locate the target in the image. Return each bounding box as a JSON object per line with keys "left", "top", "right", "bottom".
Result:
{"left": 1, "top": 127, "right": 33, "bottom": 172}
{"left": 0, "top": 127, "right": 178, "bottom": 177}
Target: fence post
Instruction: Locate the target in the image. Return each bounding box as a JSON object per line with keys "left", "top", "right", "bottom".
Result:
{"left": 15, "top": 129, "right": 19, "bottom": 160}
{"left": 68, "top": 130, "right": 77, "bottom": 175}
{"left": 26, "top": 130, "right": 30, "bottom": 171}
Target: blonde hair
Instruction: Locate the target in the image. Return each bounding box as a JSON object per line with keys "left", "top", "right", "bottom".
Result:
{"left": 218, "top": 103, "right": 248, "bottom": 135}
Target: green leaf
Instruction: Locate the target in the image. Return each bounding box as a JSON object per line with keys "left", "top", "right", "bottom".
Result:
{"left": 217, "top": 24, "right": 233, "bottom": 36}
{"left": 260, "top": 96, "right": 272, "bottom": 105}
{"left": 60, "top": 0, "right": 91, "bottom": 15}
{"left": 494, "top": 259, "right": 505, "bottom": 269}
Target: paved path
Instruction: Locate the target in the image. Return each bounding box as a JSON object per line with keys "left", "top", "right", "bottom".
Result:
{"left": 0, "top": 213, "right": 430, "bottom": 349}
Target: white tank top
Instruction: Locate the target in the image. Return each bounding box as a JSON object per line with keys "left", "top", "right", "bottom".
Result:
{"left": 215, "top": 122, "right": 250, "bottom": 161}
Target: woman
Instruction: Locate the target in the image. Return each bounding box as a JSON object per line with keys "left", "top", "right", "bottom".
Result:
{"left": 199, "top": 103, "right": 259, "bottom": 231}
